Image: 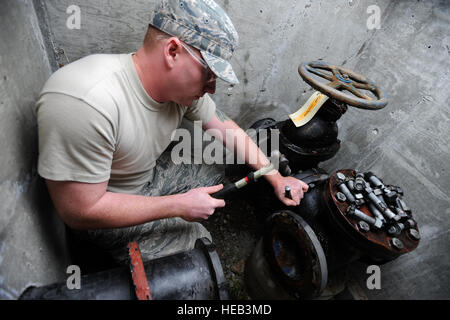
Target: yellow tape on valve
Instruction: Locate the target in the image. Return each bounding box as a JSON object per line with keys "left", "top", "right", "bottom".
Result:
{"left": 289, "top": 91, "right": 329, "bottom": 127}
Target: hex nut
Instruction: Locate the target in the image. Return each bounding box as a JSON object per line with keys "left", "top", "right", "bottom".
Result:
{"left": 388, "top": 225, "right": 399, "bottom": 235}
{"left": 407, "top": 219, "right": 416, "bottom": 228}
{"left": 390, "top": 237, "right": 404, "bottom": 250}
{"left": 358, "top": 221, "right": 370, "bottom": 233}
{"left": 336, "top": 172, "right": 346, "bottom": 182}
{"left": 408, "top": 229, "right": 421, "bottom": 241}
{"left": 336, "top": 192, "right": 347, "bottom": 202}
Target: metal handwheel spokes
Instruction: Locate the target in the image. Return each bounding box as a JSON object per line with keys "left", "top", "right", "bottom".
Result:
{"left": 299, "top": 61, "right": 388, "bottom": 110}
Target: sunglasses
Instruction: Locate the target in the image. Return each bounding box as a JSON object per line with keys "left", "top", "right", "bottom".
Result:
{"left": 180, "top": 41, "right": 217, "bottom": 85}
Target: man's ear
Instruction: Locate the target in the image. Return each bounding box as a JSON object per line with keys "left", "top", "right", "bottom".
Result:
{"left": 163, "top": 37, "right": 182, "bottom": 69}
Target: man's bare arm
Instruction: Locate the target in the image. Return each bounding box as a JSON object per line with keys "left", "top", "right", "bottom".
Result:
{"left": 203, "top": 109, "right": 308, "bottom": 206}
{"left": 45, "top": 179, "right": 225, "bottom": 230}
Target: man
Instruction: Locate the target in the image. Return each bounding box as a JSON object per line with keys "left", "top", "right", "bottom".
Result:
{"left": 36, "top": 0, "right": 308, "bottom": 264}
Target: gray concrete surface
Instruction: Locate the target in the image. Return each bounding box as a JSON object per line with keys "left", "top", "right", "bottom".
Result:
{"left": 0, "top": 0, "right": 71, "bottom": 299}
{"left": 0, "top": 0, "right": 448, "bottom": 299}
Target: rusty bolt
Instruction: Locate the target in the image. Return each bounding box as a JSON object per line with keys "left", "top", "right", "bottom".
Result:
{"left": 408, "top": 229, "right": 421, "bottom": 241}
{"left": 358, "top": 221, "right": 370, "bottom": 233}
{"left": 336, "top": 192, "right": 347, "bottom": 202}
{"left": 390, "top": 237, "right": 404, "bottom": 250}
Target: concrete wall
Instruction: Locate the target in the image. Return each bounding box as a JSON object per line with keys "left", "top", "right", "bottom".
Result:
{"left": 0, "top": 0, "right": 70, "bottom": 299}
{"left": 0, "top": 0, "right": 448, "bottom": 299}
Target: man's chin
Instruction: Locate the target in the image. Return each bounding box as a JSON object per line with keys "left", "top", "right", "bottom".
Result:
{"left": 184, "top": 97, "right": 199, "bottom": 107}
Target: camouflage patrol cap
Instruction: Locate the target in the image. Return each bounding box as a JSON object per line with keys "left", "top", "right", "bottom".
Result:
{"left": 150, "top": 0, "right": 239, "bottom": 84}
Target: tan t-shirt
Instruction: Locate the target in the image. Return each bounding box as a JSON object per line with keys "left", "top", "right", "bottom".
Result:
{"left": 36, "top": 53, "right": 216, "bottom": 194}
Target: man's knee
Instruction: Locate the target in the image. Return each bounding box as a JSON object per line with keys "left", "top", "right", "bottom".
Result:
{"left": 135, "top": 218, "right": 212, "bottom": 261}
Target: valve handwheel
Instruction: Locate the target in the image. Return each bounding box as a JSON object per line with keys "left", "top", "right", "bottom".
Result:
{"left": 298, "top": 61, "right": 388, "bottom": 110}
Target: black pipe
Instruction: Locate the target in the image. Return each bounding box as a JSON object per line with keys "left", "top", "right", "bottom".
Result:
{"left": 20, "top": 238, "right": 228, "bottom": 300}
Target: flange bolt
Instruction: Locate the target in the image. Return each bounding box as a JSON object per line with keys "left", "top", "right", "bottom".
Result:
{"left": 336, "top": 172, "right": 346, "bottom": 182}
{"left": 390, "top": 237, "right": 404, "bottom": 250}
{"left": 336, "top": 192, "right": 347, "bottom": 202}
{"left": 408, "top": 229, "right": 421, "bottom": 241}
{"left": 358, "top": 221, "right": 370, "bottom": 233}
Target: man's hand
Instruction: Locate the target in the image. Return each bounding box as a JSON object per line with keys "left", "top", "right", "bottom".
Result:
{"left": 178, "top": 184, "right": 226, "bottom": 222}
{"left": 271, "top": 175, "right": 309, "bottom": 206}
{"left": 202, "top": 111, "right": 309, "bottom": 207}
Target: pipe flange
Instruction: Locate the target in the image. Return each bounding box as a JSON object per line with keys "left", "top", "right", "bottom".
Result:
{"left": 195, "top": 238, "right": 229, "bottom": 300}
{"left": 263, "top": 210, "right": 328, "bottom": 299}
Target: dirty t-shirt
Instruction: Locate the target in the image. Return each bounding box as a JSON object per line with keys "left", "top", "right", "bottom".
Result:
{"left": 36, "top": 53, "right": 216, "bottom": 194}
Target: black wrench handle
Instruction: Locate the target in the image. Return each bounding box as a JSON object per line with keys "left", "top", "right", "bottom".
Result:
{"left": 211, "top": 184, "right": 238, "bottom": 199}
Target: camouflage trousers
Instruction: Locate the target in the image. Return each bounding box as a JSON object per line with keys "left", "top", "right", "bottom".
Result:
{"left": 72, "top": 149, "right": 225, "bottom": 265}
